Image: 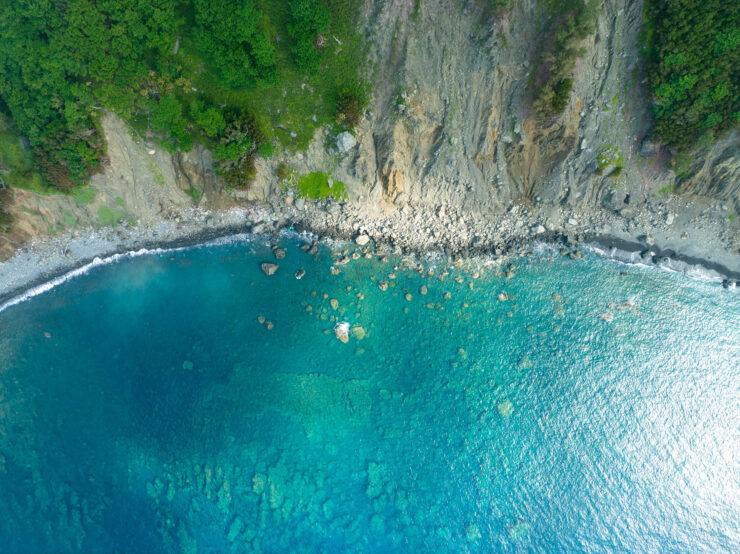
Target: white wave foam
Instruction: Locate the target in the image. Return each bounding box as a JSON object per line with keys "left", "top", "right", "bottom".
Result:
{"left": 0, "top": 247, "right": 169, "bottom": 314}
{"left": 582, "top": 243, "right": 726, "bottom": 283}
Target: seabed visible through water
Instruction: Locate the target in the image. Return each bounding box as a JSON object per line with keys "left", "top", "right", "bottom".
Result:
{"left": 0, "top": 236, "right": 738, "bottom": 552}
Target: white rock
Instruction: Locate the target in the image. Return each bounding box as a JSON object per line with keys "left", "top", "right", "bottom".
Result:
{"left": 148, "top": 149, "right": 156, "bottom": 155}
{"left": 567, "top": 218, "right": 578, "bottom": 226}
{"left": 665, "top": 213, "right": 674, "bottom": 225}
{"left": 355, "top": 234, "right": 370, "bottom": 246}
{"left": 336, "top": 131, "right": 357, "bottom": 152}
{"left": 334, "top": 322, "right": 350, "bottom": 343}
{"left": 533, "top": 224, "right": 546, "bottom": 234}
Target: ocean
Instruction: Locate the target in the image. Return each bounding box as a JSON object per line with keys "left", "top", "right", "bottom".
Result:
{"left": 0, "top": 235, "right": 738, "bottom": 553}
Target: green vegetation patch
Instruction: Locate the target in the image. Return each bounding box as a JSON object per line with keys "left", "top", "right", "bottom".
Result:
{"left": 669, "top": 152, "right": 693, "bottom": 178}
{"left": 296, "top": 171, "right": 347, "bottom": 200}
{"left": 0, "top": 116, "right": 49, "bottom": 195}
{"left": 97, "top": 205, "right": 126, "bottom": 227}
{"left": 530, "top": 0, "right": 599, "bottom": 119}
{"left": 185, "top": 185, "right": 202, "bottom": 203}
{"left": 71, "top": 187, "right": 96, "bottom": 205}
{"left": 595, "top": 144, "right": 623, "bottom": 175}
{"left": 643, "top": 1, "right": 739, "bottom": 150}
{"left": 0, "top": 0, "right": 368, "bottom": 192}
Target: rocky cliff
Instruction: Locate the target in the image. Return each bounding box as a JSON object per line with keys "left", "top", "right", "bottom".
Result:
{"left": 280, "top": 0, "right": 738, "bottom": 215}
{"left": 1, "top": 0, "right": 737, "bottom": 263}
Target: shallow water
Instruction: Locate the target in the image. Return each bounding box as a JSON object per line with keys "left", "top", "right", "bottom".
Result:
{"left": 0, "top": 237, "right": 738, "bottom": 553}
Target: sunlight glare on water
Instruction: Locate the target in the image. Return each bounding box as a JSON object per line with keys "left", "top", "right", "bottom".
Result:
{"left": 0, "top": 236, "right": 738, "bottom": 552}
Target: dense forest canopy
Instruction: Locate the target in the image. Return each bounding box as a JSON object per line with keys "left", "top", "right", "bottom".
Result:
{"left": 644, "top": 0, "right": 739, "bottom": 148}
{"left": 0, "top": 0, "right": 365, "bottom": 191}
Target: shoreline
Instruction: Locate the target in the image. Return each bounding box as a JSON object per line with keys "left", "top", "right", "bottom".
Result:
{"left": 1, "top": 201, "right": 738, "bottom": 310}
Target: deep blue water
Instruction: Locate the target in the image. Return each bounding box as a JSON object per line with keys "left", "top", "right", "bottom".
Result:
{"left": 0, "top": 236, "right": 738, "bottom": 553}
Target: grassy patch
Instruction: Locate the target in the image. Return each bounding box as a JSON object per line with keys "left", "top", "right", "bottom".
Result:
{"left": 71, "top": 186, "right": 96, "bottom": 204}
{"left": 97, "top": 205, "right": 126, "bottom": 226}
{"left": 669, "top": 152, "right": 693, "bottom": 178}
{"left": 296, "top": 171, "right": 347, "bottom": 200}
{"left": 595, "top": 144, "right": 623, "bottom": 175}
{"left": 61, "top": 209, "right": 76, "bottom": 228}
{"left": 185, "top": 185, "right": 202, "bottom": 203}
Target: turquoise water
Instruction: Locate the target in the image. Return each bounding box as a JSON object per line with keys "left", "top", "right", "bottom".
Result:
{"left": 0, "top": 236, "right": 738, "bottom": 553}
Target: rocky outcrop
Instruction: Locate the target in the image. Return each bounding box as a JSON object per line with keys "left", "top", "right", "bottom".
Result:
{"left": 1, "top": 0, "right": 737, "bottom": 262}
{"left": 259, "top": 0, "right": 735, "bottom": 220}
{"left": 0, "top": 113, "right": 217, "bottom": 260}
{"left": 676, "top": 131, "right": 740, "bottom": 212}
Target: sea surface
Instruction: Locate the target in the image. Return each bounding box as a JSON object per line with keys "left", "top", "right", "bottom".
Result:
{"left": 0, "top": 236, "right": 738, "bottom": 553}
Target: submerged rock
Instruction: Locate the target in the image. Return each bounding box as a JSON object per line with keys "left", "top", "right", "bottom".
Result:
{"left": 378, "top": 281, "right": 389, "bottom": 291}
{"left": 273, "top": 247, "right": 286, "bottom": 260}
{"left": 498, "top": 398, "right": 514, "bottom": 417}
{"left": 351, "top": 326, "right": 366, "bottom": 340}
{"left": 466, "top": 524, "right": 482, "bottom": 541}
{"left": 599, "top": 311, "right": 614, "bottom": 322}
{"left": 261, "top": 262, "right": 279, "bottom": 276}
{"left": 334, "top": 322, "right": 350, "bottom": 343}
{"left": 294, "top": 269, "right": 306, "bottom": 279}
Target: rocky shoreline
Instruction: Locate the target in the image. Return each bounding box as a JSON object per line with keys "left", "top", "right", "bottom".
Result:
{"left": 1, "top": 196, "right": 738, "bottom": 310}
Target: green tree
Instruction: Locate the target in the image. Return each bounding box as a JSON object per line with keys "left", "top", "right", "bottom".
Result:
{"left": 193, "top": 0, "right": 277, "bottom": 88}
{"left": 288, "top": 0, "right": 331, "bottom": 73}
{"left": 645, "top": 0, "right": 739, "bottom": 148}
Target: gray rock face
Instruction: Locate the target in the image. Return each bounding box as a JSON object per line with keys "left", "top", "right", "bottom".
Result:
{"left": 336, "top": 131, "right": 356, "bottom": 153}
{"left": 261, "top": 262, "right": 279, "bottom": 276}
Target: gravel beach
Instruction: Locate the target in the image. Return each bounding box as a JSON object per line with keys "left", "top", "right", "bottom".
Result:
{"left": 2, "top": 191, "right": 738, "bottom": 310}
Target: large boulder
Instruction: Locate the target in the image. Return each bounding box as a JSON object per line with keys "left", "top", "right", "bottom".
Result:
{"left": 336, "top": 131, "right": 357, "bottom": 153}
{"left": 261, "top": 262, "right": 279, "bottom": 276}
{"left": 334, "top": 322, "right": 350, "bottom": 343}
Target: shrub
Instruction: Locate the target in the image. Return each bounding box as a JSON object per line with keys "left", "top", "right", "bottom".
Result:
{"left": 213, "top": 110, "right": 266, "bottom": 188}
{"left": 190, "top": 100, "right": 226, "bottom": 137}
{"left": 276, "top": 162, "right": 289, "bottom": 180}
{"left": 335, "top": 86, "right": 364, "bottom": 129}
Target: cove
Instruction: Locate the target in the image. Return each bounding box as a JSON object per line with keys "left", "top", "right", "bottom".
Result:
{"left": 0, "top": 236, "right": 738, "bottom": 553}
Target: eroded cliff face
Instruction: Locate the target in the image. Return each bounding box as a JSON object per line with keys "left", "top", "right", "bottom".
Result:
{"left": 270, "top": 0, "right": 738, "bottom": 214}
{"left": 0, "top": 115, "right": 219, "bottom": 260}
{"left": 1, "top": 0, "right": 737, "bottom": 261}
